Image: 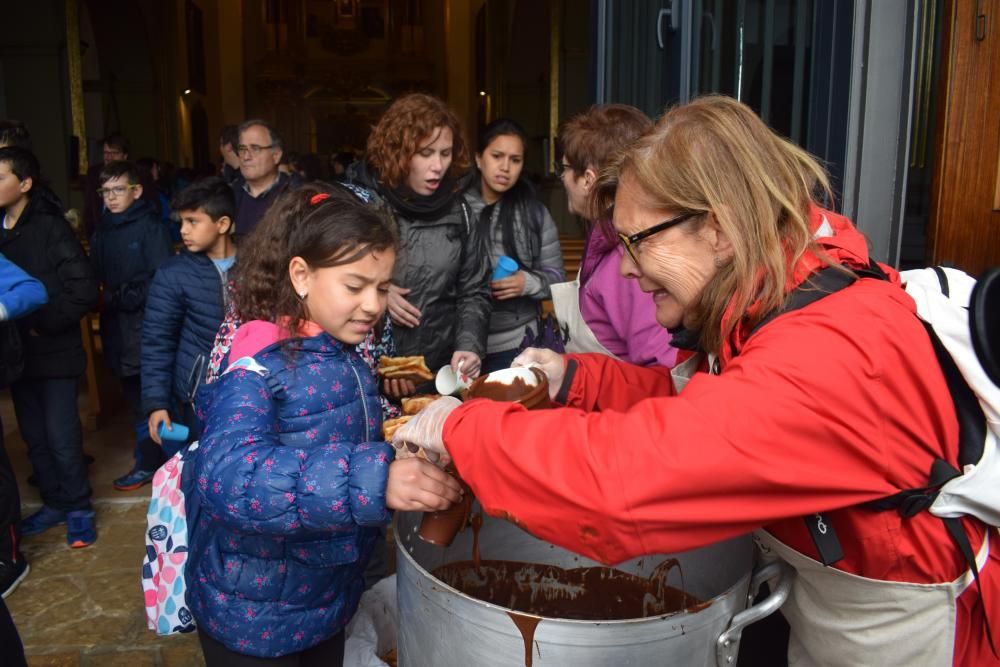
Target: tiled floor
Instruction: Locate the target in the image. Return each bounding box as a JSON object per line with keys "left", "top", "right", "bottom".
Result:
{"left": 2, "top": 386, "right": 204, "bottom": 666}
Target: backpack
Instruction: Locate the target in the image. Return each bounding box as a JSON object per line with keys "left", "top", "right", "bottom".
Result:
{"left": 141, "top": 441, "right": 200, "bottom": 635}
{"left": 755, "top": 263, "right": 1000, "bottom": 651}
{"left": 141, "top": 355, "right": 285, "bottom": 636}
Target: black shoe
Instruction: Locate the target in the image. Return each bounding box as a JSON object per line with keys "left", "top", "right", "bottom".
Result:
{"left": 0, "top": 557, "right": 30, "bottom": 598}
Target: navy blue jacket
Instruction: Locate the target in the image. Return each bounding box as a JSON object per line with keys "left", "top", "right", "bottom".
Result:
{"left": 187, "top": 326, "right": 393, "bottom": 657}
{"left": 140, "top": 251, "right": 232, "bottom": 416}
{"left": 90, "top": 199, "right": 173, "bottom": 377}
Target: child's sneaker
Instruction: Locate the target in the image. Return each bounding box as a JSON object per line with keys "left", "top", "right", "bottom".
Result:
{"left": 113, "top": 467, "right": 155, "bottom": 491}
{"left": 20, "top": 506, "right": 66, "bottom": 536}
{"left": 0, "top": 557, "right": 29, "bottom": 598}
{"left": 66, "top": 510, "right": 96, "bottom": 548}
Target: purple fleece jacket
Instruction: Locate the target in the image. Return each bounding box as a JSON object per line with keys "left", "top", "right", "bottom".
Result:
{"left": 578, "top": 224, "right": 677, "bottom": 368}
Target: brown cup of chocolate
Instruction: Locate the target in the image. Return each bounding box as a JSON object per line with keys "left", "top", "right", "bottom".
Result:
{"left": 419, "top": 367, "right": 550, "bottom": 547}
{"left": 418, "top": 467, "right": 473, "bottom": 547}
{"left": 463, "top": 366, "right": 551, "bottom": 410}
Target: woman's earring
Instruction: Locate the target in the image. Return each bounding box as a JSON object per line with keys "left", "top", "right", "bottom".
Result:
{"left": 296, "top": 292, "right": 307, "bottom": 301}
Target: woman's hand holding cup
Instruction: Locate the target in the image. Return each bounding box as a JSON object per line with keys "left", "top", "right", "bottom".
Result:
{"left": 512, "top": 347, "right": 566, "bottom": 401}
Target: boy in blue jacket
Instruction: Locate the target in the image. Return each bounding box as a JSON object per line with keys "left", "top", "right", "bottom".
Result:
{"left": 89, "top": 161, "right": 174, "bottom": 490}
{"left": 140, "top": 178, "right": 235, "bottom": 472}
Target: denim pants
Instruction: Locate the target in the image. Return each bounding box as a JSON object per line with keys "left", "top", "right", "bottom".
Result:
{"left": 10, "top": 376, "right": 92, "bottom": 512}
{"left": 120, "top": 374, "right": 158, "bottom": 470}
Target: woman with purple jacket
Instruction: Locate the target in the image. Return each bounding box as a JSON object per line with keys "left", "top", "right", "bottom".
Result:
{"left": 554, "top": 105, "right": 677, "bottom": 368}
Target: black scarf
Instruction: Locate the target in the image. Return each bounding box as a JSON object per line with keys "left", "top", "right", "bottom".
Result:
{"left": 379, "top": 179, "right": 456, "bottom": 221}
{"left": 356, "top": 161, "right": 467, "bottom": 222}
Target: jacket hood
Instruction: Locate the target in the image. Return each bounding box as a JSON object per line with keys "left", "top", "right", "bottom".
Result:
{"left": 15, "top": 190, "right": 65, "bottom": 224}
{"left": 227, "top": 319, "right": 327, "bottom": 363}
{"left": 720, "top": 205, "right": 892, "bottom": 366}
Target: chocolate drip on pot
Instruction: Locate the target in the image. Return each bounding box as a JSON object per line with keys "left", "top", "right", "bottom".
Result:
{"left": 507, "top": 611, "right": 542, "bottom": 667}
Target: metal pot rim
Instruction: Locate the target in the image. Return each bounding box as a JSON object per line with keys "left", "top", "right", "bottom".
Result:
{"left": 395, "top": 515, "right": 753, "bottom": 627}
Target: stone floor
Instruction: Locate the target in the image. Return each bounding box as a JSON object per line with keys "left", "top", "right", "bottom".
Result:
{"left": 2, "top": 386, "right": 205, "bottom": 666}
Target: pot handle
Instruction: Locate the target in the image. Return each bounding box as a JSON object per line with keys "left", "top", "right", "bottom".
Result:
{"left": 715, "top": 560, "right": 795, "bottom": 667}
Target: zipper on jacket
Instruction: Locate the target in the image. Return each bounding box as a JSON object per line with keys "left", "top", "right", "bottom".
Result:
{"left": 347, "top": 358, "right": 371, "bottom": 442}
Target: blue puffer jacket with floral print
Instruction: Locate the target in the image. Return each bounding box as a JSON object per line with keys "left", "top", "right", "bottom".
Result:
{"left": 187, "top": 323, "right": 393, "bottom": 657}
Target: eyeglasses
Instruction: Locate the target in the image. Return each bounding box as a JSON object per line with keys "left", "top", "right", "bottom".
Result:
{"left": 97, "top": 185, "right": 138, "bottom": 199}
{"left": 554, "top": 161, "right": 573, "bottom": 178}
{"left": 237, "top": 144, "right": 274, "bottom": 157}
{"left": 618, "top": 212, "right": 699, "bottom": 265}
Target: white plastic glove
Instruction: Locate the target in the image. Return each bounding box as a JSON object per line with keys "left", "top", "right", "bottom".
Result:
{"left": 391, "top": 395, "right": 463, "bottom": 463}
{"left": 511, "top": 347, "right": 566, "bottom": 401}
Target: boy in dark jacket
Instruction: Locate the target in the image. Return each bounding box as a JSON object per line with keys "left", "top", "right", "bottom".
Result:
{"left": 0, "top": 252, "right": 47, "bottom": 603}
{"left": 89, "top": 161, "right": 173, "bottom": 491}
{"left": 140, "top": 178, "right": 235, "bottom": 469}
{"left": 0, "top": 147, "right": 99, "bottom": 548}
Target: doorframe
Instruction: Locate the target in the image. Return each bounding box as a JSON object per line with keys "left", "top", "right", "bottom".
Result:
{"left": 840, "top": 0, "right": 924, "bottom": 266}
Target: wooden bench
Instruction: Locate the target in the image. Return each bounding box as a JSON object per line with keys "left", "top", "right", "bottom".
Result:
{"left": 559, "top": 236, "right": 586, "bottom": 279}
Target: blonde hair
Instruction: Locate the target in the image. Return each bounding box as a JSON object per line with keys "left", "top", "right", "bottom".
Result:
{"left": 593, "top": 95, "right": 834, "bottom": 355}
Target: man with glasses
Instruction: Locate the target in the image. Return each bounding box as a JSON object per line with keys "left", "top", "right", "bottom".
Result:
{"left": 83, "top": 132, "right": 159, "bottom": 238}
{"left": 231, "top": 119, "right": 299, "bottom": 238}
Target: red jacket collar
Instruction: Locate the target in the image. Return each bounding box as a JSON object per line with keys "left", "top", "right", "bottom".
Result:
{"left": 718, "top": 205, "right": 894, "bottom": 367}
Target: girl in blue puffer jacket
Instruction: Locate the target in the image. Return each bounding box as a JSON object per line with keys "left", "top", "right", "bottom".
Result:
{"left": 188, "top": 183, "right": 463, "bottom": 665}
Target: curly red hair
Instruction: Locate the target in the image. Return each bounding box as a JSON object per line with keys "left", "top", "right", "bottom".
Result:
{"left": 366, "top": 93, "right": 470, "bottom": 190}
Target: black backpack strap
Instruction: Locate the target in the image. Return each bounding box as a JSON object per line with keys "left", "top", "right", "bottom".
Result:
{"left": 750, "top": 266, "right": 862, "bottom": 337}
{"left": 864, "top": 318, "right": 996, "bottom": 656}
{"left": 750, "top": 265, "right": 875, "bottom": 566}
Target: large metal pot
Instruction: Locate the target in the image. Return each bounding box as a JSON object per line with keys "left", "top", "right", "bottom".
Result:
{"left": 395, "top": 509, "right": 791, "bottom": 666}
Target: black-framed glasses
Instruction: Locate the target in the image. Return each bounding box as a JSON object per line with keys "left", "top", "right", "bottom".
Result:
{"left": 236, "top": 144, "right": 274, "bottom": 157}
{"left": 617, "top": 212, "right": 699, "bottom": 264}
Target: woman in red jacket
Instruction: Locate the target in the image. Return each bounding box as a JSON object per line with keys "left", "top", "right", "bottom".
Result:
{"left": 395, "top": 95, "right": 999, "bottom": 666}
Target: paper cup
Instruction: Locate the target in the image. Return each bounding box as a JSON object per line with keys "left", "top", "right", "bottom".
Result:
{"left": 491, "top": 255, "right": 519, "bottom": 281}
{"left": 435, "top": 362, "right": 473, "bottom": 396}
{"left": 157, "top": 421, "right": 190, "bottom": 443}
{"left": 419, "top": 470, "right": 473, "bottom": 547}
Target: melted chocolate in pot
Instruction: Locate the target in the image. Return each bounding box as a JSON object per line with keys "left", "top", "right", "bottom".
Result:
{"left": 430, "top": 559, "right": 704, "bottom": 620}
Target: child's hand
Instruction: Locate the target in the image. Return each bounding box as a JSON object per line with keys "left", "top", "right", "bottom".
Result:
{"left": 383, "top": 377, "right": 417, "bottom": 399}
{"left": 148, "top": 409, "right": 171, "bottom": 446}
{"left": 386, "top": 458, "right": 463, "bottom": 511}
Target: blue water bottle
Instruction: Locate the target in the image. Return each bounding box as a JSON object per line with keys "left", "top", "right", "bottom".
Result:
{"left": 491, "top": 255, "right": 518, "bottom": 281}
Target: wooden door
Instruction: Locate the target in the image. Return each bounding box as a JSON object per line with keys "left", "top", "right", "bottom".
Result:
{"left": 929, "top": 0, "right": 1000, "bottom": 275}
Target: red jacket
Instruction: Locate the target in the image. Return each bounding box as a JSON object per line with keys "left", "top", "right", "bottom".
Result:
{"left": 444, "top": 208, "right": 999, "bottom": 664}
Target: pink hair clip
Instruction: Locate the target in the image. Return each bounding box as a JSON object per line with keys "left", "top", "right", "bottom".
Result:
{"left": 310, "top": 193, "right": 331, "bottom": 205}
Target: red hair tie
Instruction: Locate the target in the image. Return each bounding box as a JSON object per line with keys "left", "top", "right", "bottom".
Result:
{"left": 310, "top": 193, "right": 331, "bottom": 205}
